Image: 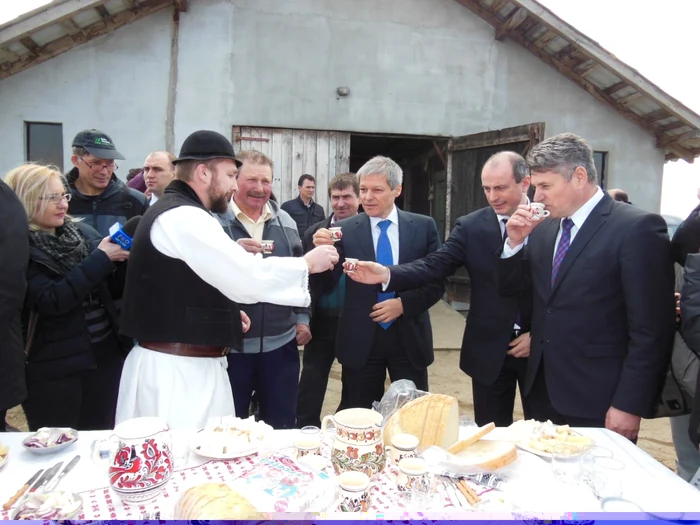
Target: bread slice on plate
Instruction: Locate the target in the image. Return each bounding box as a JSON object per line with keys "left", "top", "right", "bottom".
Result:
{"left": 450, "top": 440, "right": 518, "bottom": 470}
{"left": 447, "top": 422, "right": 496, "bottom": 454}
{"left": 382, "top": 393, "right": 460, "bottom": 450}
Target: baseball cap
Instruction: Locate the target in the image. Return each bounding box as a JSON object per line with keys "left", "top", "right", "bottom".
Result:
{"left": 72, "top": 129, "right": 125, "bottom": 160}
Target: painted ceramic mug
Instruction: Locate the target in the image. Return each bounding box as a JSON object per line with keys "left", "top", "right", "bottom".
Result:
{"left": 329, "top": 227, "right": 343, "bottom": 242}
{"left": 529, "top": 202, "right": 551, "bottom": 220}
{"left": 387, "top": 433, "right": 419, "bottom": 466}
{"left": 261, "top": 240, "right": 275, "bottom": 254}
{"left": 343, "top": 258, "right": 359, "bottom": 272}
{"left": 396, "top": 457, "right": 430, "bottom": 492}
{"left": 322, "top": 408, "right": 385, "bottom": 477}
{"left": 337, "top": 471, "right": 379, "bottom": 512}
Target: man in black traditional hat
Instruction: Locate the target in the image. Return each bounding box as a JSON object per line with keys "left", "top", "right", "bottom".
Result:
{"left": 116, "top": 130, "right": 339, "bottom": 430}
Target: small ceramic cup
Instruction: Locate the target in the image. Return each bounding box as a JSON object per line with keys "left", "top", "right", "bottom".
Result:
{"left": 337, "top": 471, "right": 378, "bottom": 512}
{"left": 344, "top": 258, "right": 359, "bottom": 272}
{"left": 387, "top": 433, "right": 419, "bottom": 466}
{"left": 529, "top": 202, "right": 550, "bottom": 220}
{"left": 397, "top": 456, "right": 429, "bottom": 492}
{"left": 329, "top": 227, "right": 343, "bottom": 242}
{"left": 261, "top": 240, "right": 275, "bottom": 254}
{"left": 293, "top": 426, "right": 321, "bottom": 458}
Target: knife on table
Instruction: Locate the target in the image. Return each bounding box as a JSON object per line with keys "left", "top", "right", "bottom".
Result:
{"left": 7, "top": 464, "right": 57, "bottom": 513}
{"left": 45, "top": 455, "right": 80, "bottom": 492}
{"left": 2, "top": 469, "right": 43, "bottom": 511}
{"left": 34, "top": 461, "right": 63, "bottom": 495}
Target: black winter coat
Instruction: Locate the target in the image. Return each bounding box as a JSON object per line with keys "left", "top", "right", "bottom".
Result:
{"left": 681, "top": 253, "right": 700, "bottom": 447}
{"left": 0, "top": 180, "right": 30, "bottom": 411}
{"left": 24, "top": 222, "right": 126, "bottom": 382}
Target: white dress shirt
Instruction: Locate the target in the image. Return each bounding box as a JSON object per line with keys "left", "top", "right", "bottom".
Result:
{"left": 149, "top": 194, "right": 159, "bottom": 205}
{"left": 116, "top": 204, "right": 310, "bottom": 431}
{"left": 502, "top": 187, "right": 605, "bottom": 258}
{"left": 370, "top": 206, "right": 400, "bottom": 264}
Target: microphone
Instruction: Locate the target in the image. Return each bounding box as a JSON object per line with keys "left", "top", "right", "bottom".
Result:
{"left": 109, "top": 216, "right": 142, "bottom": 250}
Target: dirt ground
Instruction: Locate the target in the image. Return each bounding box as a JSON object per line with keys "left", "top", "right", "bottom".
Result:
{"left": 6, "top": 349, "right": 678, "bottom": 472}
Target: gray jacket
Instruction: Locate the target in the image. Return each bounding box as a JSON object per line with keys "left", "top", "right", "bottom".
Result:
{"left": 216, "top": 200, "right": 309, "bottom": 353}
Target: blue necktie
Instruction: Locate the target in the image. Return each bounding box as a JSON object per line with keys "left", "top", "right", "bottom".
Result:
{"left": 376, "top": 220, "right": 395, "bottom": 329}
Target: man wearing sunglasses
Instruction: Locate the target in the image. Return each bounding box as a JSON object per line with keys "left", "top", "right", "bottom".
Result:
{"left": 66, "top": 129, "right": 148, "bottom": 236}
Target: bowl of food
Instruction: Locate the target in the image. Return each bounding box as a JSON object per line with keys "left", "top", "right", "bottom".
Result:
{"left": 11, "top": 491, "right": 82, "bottom": 520}
{"left": 22, "top": 427, "right": 78, "bottom": 455}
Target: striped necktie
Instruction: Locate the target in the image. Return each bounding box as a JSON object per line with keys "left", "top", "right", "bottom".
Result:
{"left": 551, "top": 218, "right": 574, "bottom": 285}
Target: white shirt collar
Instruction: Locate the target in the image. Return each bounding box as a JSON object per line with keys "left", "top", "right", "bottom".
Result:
{"left": 568, "top": 187, "right": 605, "bottom": 228}
{"left": 369, "top": 206, "right": 399, "bottom": 228}
{"left": 496, "top": 213, "right": 509, "bottom": 224}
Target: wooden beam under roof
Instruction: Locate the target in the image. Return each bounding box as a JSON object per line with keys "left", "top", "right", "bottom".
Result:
{"left": 95, "top": 5, "right": 112, "bottom": 20}
{"left": 657, "top": 129, "right": 700, "bottom": 148}
{"left": 495, "top": 7, "right": 527, "bottom": 41}
{"left": 604, "top": 81, "right": 628, "bottom": 96}
{"left": 0, "top": 0, "right": 172, "bottom": 80}
{"left": 19, "top": 37, "right": 40, "bottom": 54}
{"left": 174, "top": 0, "right": 188, "bottom": 12}
{"left": 658, "top": 121, "right": 687, "bottom": 133}
{"left": 453, "top": 0, "right": 674, "bottom": 143}
{"left": 491, "top": 0, "right": 510, "bottom": 15}
{"left": 666, "top": 143, "right": 696, "bottom": 163}
{"left": 644, "top": 108, "right": 672, "bottom": 122}
{"left": 0, "top": 0, "right": 108, "bottom": 47}
{"left": 61, "top": 18, "right": 82, "bottom": 36}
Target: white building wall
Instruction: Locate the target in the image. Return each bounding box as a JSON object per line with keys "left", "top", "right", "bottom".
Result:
{"left": 0, "top": 10, "right": 173, "bottom": 176}
{"left": 0, "top": 0, "right": 665, "bottom": 211}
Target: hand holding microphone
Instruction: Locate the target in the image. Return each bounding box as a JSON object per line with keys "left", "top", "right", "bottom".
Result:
{"left": 102, "top": 215, "right": 143, "bottom": 261}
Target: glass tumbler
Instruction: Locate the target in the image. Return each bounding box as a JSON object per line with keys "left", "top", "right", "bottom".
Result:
{"left": 551, "top": 443, "right": 583, "bottom": 484}
{"left": 591, "top": 457, "right": 625, "bottom": 500}
{"left": 580, "top": 445, "right": 613, "bottom": 486}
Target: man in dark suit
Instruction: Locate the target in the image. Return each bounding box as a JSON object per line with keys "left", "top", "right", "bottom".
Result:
{"left": 347, "top": 152, "right": 533, "bottom": 426}
{"left": 500, "top": 133, "right": 675, "bottom": 441}
{"left": 297, "top": 173, "right": 360, "bottom": 427}
{"left": 312, "top": 156, "right": 444, "bottom": 409}
{"left": 0, "top": 179, "right": 30, "bottom": 430}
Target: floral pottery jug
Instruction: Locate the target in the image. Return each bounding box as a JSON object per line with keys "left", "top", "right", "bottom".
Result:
{"left": 105, "top": 417, "right": 174, "bottom": 503}
{"left": 322, "top": 408, "right": 385, "bottom": 477}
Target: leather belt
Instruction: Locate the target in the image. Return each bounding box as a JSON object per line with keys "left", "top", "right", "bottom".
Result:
{"left": 140, "top": 342, "right": 230, "bottom": 358}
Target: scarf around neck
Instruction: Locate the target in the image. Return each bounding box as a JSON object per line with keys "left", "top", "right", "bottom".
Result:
{"left": 29, "top": 219, "right": 89, "bottom": 275}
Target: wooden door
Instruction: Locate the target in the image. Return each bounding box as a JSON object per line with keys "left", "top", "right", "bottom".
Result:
{"left": 446, "top": 122, "right": 545, "bottom": 234}
{"left": 233, "top": 126, "right": 351, "bottom": 213}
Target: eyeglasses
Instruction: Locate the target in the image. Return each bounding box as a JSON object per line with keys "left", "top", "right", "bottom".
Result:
{"left": 79, "top": 157, "right": 118, "bottom": 172}
{"left": 40, "top": 193, "right": 72, "bottom": 204}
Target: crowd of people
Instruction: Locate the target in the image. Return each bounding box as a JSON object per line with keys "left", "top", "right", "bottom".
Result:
{"left": 0, "top": 127, "right": 699, "bottom": 485}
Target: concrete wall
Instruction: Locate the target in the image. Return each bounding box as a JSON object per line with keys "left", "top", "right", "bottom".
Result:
{"left": 0, "top": 0, "right": 665, "bottom": 211}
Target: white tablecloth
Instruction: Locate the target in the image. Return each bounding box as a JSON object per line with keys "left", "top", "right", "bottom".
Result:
{"left": 0, "top": 427, "right": 699, "bottom": 518}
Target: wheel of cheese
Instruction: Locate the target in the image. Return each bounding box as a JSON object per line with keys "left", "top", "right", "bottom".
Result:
{"left": 177, "top": 483, "right": 262, "bottom": 519}
{"left": 383, "top": 393, "right": 460, "bottom": 450}
{"left": 452, "top": 440, "right": 517, "bottom": 470}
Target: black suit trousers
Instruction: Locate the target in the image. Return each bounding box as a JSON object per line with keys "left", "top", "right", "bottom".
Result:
{"left": 339, "top": 322, "right": 429, "bottom": 410}
{"left": 297, "top": 315, "right": 339, "bottom": 428}
{"left": 471, "top": 351, "right": 531, "bottom": 427}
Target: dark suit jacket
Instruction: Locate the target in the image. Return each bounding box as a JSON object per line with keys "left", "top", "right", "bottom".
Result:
{"left": 499, "top": 193, "right": 675, "bottom": 420}
{"left": 314, "top": 209, "right": 444, "bottom": 371}
{"left": 388, "top": 206, "right": 532, "bottom": 385}
{"left": 0, "top": 180, "right": 29, "bottom": 411}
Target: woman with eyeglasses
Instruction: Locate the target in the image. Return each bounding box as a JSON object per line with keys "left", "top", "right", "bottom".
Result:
{"left": 5, "top": 163, "right": 131, "bottom": 431}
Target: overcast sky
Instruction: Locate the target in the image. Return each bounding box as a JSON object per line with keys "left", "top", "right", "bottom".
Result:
{"left": 1, "top": 0, "right": 698, "bottom": 218}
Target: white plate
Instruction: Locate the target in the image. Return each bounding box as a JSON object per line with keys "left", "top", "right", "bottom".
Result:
{"left": 512, "top": 430, "right": 593, "bottom": 459}
{"left": 190, "top": 432, "right": 259, "bottom": 460}
{"left": 11, "top": 492, "right": 83, "bottom": 520}
{"left": 22, "top": 429, "right": 79, "bottom": 456}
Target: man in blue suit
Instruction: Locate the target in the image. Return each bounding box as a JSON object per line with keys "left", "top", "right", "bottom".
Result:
{"left": 347, "top": 152, "right": 534, "bottom": 426}
{"left": 312, "top": 156, "right": 444, "bottom": 409}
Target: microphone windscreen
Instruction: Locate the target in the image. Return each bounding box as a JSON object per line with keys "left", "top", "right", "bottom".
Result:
{"left": 122, "top": 215, "right": 142, "bottom": 238}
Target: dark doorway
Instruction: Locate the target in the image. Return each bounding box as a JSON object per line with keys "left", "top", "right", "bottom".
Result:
{"left": 349, "top": 133, "right": 450, "bottom": 240}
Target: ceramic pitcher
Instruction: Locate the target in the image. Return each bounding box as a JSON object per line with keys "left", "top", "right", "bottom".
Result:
{"left": 106, "top": 417, "right": 174, "bottom": 503}
{"left": 322, "top": 408, "right": 385, "bottom": 477}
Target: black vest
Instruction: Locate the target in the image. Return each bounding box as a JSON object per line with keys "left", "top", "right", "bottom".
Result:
{"left": 120, "top": 180, "right": 243, "bottom": 349}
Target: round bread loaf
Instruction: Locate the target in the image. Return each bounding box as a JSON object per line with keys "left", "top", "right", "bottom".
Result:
{"left": 177, "top": 483, "right": 262, "bottom": 519}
